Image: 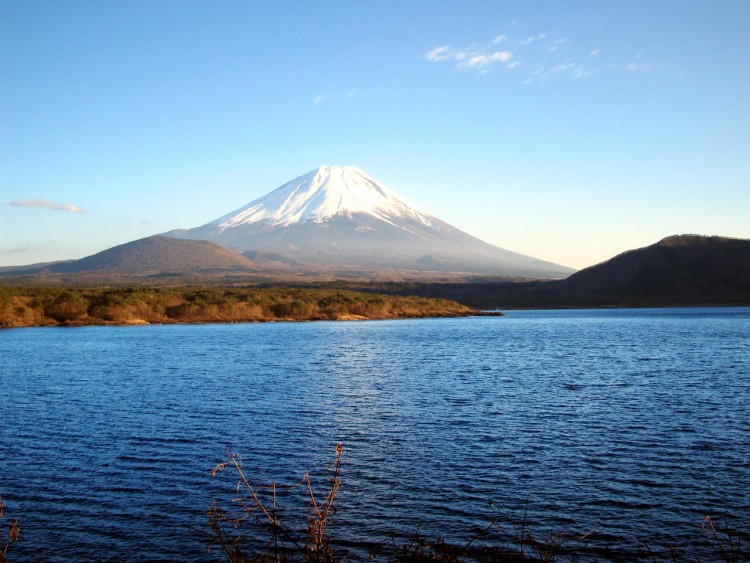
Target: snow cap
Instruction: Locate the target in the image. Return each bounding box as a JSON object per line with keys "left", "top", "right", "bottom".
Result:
{"left": 213, "top": 166, "right": 434, "bottom": 229}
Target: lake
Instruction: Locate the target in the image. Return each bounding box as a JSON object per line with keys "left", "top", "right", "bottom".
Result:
{"left": 1, "top": 308, "right": 749, "bottom": 561}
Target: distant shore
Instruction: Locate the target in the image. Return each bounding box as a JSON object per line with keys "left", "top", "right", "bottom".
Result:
{"left": 0, "top": 286, "right": 502, "bottom": 328}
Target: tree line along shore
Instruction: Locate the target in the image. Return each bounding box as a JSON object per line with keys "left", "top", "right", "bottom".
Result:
{"left": 0, "top": 286, "right": 490, "bottom": 328}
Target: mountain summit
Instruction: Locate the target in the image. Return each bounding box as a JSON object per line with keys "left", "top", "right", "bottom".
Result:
{"left": 211, "top": 165, "right": 435, "bottom": 229}
{"left": 166, "top": 166, "right": 574, "bottom": 278}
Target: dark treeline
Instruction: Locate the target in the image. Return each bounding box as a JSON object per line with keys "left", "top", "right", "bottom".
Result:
{"left": 279, "top": 277, "right": 750, "bottom": 310}
{"left": 0, "top": 286, "right": 478, "bottom": 327}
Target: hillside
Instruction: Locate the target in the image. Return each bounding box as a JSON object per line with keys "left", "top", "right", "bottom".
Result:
{"left": 2, "top": 235, "right": 748, "bottom": 309}
{"left": 4, "top": 236, "right": 258, "bottom": 276}
{"left": 292, "top": 235, "right": 750, "bottom": 308}
{"left": 556, "top": 235, "right": 750, "bottom": 305}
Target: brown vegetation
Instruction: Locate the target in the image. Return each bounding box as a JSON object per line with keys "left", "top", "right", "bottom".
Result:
{"left": 205, "top": 447, "right": 748, "bottom": 562}
{"left": 208, "top": 444, "right": 344, "bottom": 562}
{"left": 0, "top": 495, "right": 21, "bottom": 563}
{"left": 1, "top": 458, "right": 745, "bottom": 562}
{"left": 0, "top": 286, "right": 481, "bottom": 328}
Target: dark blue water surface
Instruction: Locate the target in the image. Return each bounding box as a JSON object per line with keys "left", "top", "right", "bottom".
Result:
{"left": 1, "top": 308, "right": 749, "bottom": 561}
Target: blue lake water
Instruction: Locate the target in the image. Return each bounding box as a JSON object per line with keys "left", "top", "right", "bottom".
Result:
{"left": 1, "top": 308, "right": 749, "bottom": 561}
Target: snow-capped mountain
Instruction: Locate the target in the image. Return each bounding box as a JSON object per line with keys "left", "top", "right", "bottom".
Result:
{"left": 165, "top": 166, "right": 574, "bottom": 278}
{"left": 211, "top": 166, "right": 436, "bottom": 230}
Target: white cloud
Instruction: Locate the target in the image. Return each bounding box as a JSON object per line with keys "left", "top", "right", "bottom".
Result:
{"left": 461, "top": 51, "right": 512, "bottom": 70}
{"left": 518, "top": 33, "right": 547, "bottom": 47}
{"left": 8, "top": 198, "right": 85, "bottom": 214}
{"left": 426, "top": 42, "right": 513, "bottom": 72}
{"left": 313, "top": 93, "right": 332, "bottom": 106}
{"left": 426, "top": 31, "right": 646, "bottom": 83}
{"left": 426, "top": 45, "right": 452, "bottom": 62}
{"left": 313, "top": 89, "right": 363, "bottom": 106}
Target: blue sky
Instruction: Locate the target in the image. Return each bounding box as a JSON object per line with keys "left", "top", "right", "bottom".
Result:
{"left": 2, "top": 1, "right": 749, "bottom": 270}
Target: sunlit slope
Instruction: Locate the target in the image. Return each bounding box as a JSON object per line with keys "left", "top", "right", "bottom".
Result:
{"left": 49, "top": 235, "right": 258, "bottom": 274}
{"left": 167, "top": 166, "right": 574, "bottom": 278}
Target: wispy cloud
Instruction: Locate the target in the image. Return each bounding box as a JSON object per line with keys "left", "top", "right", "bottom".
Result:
{"left": 463, "top": 51, "right": 513, "bottom": 70}
{"left": 122, "top": 216, "right": 156, "bottom": 227}
{"left": 313, "top": 93, "right": 333, "bottom": 106}
{"left": 313, "top": 89, "right": 364, "bottom": 106}
{"left": 518, "top": 34, "right": 545, "bottom": 47}
{"left": 426, "top": 45, "right": 452, "bottom": 62}
{"left": 8, "top": 198, "right": 85, "bottom": 214}
{"left": 426, "top": 30, "right": 653, "bottom": 83}
{"left": 427, "top": 43, "right": 513, "bottom": 73}
{"left": 625, "top": 53, "right": 663, "bottom": 74}
{"left": 0, "top": 241, "right": 60, "bottom": 255}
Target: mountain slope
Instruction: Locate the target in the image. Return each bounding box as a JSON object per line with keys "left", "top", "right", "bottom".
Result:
{"left": 166, "top": 166, "right": 574, "bottom": 278}
{"left": 210, "top": 165, "right": 436, "bottom": 228}
{"left": 314, "top": 235, "right": 750, "bottom": 308}
{"left": 557, "top": 235, "right": 750, "bottom": 302}
{"left": 48, "top": 235, "right": 257, "bottom": 274}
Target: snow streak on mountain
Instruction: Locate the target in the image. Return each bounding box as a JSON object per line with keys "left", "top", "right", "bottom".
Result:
{"left": 166, "top": 166, "right": 575, "bottom": 278}
{"left": 212, "top": 165, "right": 436, "bottom": 231}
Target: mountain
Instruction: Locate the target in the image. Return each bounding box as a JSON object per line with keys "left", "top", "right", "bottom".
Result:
{"left": 165, "top": 166, "right": 574, "bottom": 278}
{"left": 5, "top": 236, "right": 257, "bottom": 275}
{"left": 314, "top": 235, "right": 750, "bottom": 308}
{"left": 556, "top": 234, "right": 750, "bottom": 304}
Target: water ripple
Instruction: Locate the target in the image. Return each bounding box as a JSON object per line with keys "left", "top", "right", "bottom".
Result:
{"left": 1, "top": 309, "right": 749, "bottom": 560}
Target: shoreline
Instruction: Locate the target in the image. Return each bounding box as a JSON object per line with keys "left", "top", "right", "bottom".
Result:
{"left": 1, "top": 310, "right": 504, "bottom": 329}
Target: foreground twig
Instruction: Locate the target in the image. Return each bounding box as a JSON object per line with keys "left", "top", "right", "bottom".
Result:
{"left": 0, "top": 495, "right": 21, "bottom": 563}
{"left": 209, "top": 444, "right": 344, "bottom": 562}
{"left": 702, "top": 515, "right": 745, "bottom": 563}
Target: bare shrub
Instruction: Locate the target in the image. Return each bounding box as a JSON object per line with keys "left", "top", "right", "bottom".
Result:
{"left": 0, "top": 494, "right": 21, "bottom": 563}
{"left": 208, "top": 444, "right": 343, "bottom": 562}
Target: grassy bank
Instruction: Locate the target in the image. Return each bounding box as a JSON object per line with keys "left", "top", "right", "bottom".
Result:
{"left": 0, "top": 286, "right": 487, "bottom": 328}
